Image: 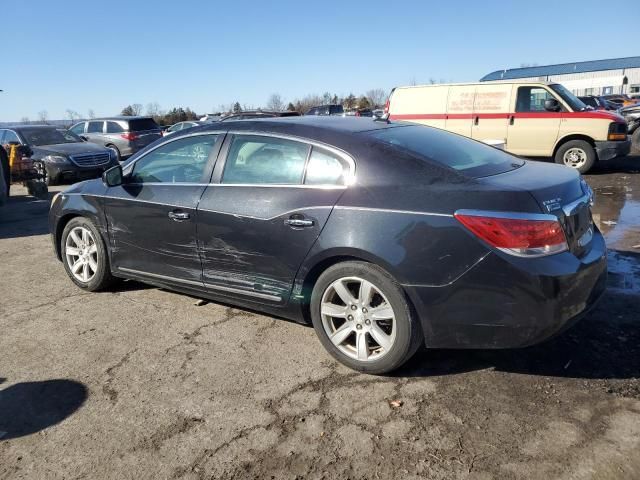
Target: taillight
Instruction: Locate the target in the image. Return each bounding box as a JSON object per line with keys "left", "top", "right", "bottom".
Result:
{"left": 121, "top": 132, "right": 138, "bottom": 141}
{"left": 355, "top": 111, "right": 361, "bottom": 117}
{"left": 454, "top": 211, "right": 568, "bottom": 257}
{"left": 384, "top": 98, "right": 390, "bottom": 114}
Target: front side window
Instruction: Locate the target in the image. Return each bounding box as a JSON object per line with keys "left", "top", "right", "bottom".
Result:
{"left": 87, "top": 121, "right": 104, "bottom": 133}
{"left": 515, "top": 87, "right": 558, "bottom": 112}
{"left": 21, "top": 128, "right": 76, "bottom": 146}
{"left": 222, "top": 135, "right": 310, "bottom": 185}
{"left": 304, "top": 147, "right": 347, "bottom": 185}
{"left": 70, "top": 123, "right": 85, "bottom": 135}
{"left": 2, "top": 130, "right": 20, "bottom": 144}
{"left": 106, "top": 121, "right": 124, "bottom": 133}
{"left": 131, "top": 134, "right": 218, "bottom": 184}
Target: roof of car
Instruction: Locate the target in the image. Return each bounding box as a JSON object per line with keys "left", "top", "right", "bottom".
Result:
{"left": 2, "top": 124, "right": 57, "bottom": 130}
{"left": 199, "top": 115, "right": 400, "bottom": 134}
{"left": 93, "top": 116, "right": 154, "bottom": 121}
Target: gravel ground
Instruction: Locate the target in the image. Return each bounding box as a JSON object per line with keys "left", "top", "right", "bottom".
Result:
{"left": 1, "top": 155, "right": 639, "bottom": 480}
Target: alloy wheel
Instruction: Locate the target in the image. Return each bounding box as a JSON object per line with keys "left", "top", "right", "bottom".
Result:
{"left": 65, "top": 226, "right": 98, "bottom": 283}
{"left": 563, "top": 147, "right": 587, "bottom": 169}
{"left": 320, "top": 276, "right": 396, "bottom": 361}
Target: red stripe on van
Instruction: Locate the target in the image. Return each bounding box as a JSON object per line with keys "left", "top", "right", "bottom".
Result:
{"left": 389, "top": 111, "right": 625, "bottom": 122}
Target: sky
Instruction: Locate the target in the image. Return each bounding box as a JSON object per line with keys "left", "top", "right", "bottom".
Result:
{"left": 2, "top": 0, "right": 637, "bottom": 121}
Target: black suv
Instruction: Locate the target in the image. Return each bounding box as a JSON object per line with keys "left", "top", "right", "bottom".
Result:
{"left": 0, "top": 125, "right": 118, "bottom": 185}
{"left": 305, "top": 104, "right": 344, "bottom": 116}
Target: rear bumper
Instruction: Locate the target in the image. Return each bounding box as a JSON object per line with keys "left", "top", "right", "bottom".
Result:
{"left": 595, "top": 139, "right": 631, "bottom": 161}
{"left": 404, "top": 230, "right": 608, "bottom": 349}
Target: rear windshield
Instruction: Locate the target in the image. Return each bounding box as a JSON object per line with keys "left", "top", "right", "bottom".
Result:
{"left": 128, "top": 118, "right": 160, "bottom": 132}
{"left": 366, "top": 125, "right": 524, "bottom": 178}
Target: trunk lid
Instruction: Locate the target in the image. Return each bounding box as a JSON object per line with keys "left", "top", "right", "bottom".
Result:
{"left": 478, "top": 161, "right": 594, "bottom": 256}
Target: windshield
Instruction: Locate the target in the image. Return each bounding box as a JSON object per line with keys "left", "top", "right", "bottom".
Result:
{"left": 367, "top": 125, "right": 524, "bottom": 178}
{"left": 22, "top": 128, "right": 81, "bottom": 146}
{"left": 550, "top": 84, "right": 588, "bottom": 111}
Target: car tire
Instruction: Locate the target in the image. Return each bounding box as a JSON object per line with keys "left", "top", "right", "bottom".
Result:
{"left": 61, "top": 217, "right": 115, "bottom": 291}
{"left": 310, "top": 261, "right": 423, "bottom": 374}
{"left": 631, "top": 128, "right": 640, "bottom": 153}
{"left": 106, "top": 145, "right": 121, "bottom": 162}
{"left": 554, "top": 140, "right": 596, "bottom": 174}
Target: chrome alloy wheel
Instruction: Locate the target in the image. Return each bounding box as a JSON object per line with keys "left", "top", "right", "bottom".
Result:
{"left": 65, "top": 226, "right": 98, "bottom": 282}
{"left": 320, "top": 276, "right": 397, "bottom": 361}
{"left": 563, "top": 147, "right": 587, "bottom": 169}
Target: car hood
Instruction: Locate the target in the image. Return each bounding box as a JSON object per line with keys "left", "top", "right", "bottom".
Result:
{"left": 32, "top": 142, "right": 110, "bottom": 158}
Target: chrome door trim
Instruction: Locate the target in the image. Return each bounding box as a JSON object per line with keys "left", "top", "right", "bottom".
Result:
{"left": 117, "top": 267, "right": 282, "bottom": 302}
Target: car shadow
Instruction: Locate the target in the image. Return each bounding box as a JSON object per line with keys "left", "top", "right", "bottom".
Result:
{"left": 0, "top": 379, "right": 88, "bottom": 441}
{"left": 0, "top": 190, "right": 57, "bottom": 240}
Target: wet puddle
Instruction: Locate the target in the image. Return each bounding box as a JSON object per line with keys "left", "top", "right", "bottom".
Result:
{"left": 588, "top": 179, "right": 640, "bottom": 295}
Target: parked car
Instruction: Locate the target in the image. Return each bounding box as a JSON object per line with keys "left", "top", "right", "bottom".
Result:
{"left": 578, "top": 95, "right": 615, "bottom": 111}
{"left": 619, "top": 103, "right": 640, "bottom": 147}
{"left": 0, "top": 125, "right": 118, "bottom": 185}
{"left": 344, "top": 108, "right": 374, "bottom": 117}
{"left": 305, "top": 104, "right": 344, "bottom": 116}
{"left": 69, "top": 117, "right": 162, "bottom": 161}
{"left": 386, "top": 81, "right": 630, "bottom": 173}
{"left": 50, "top": 117, "right": 606, "bottom": 374}
{"left": 601, "top": 94, "right": 637, "bottom": 108}
{"left": 218, "top": 110, "right": 301, "bottom": 121}
{"left": 163, "top": 121, "right": 201, "bottom": 136}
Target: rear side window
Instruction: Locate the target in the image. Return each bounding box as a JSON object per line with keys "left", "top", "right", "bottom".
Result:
{"left": 222, "top": 135, "right": 309, "bottom": 185}
{"left": 87, "top": 121, "right": 104, "bottom": 133}
{"left": 329, "top": 105, "right": 344, "bottom": 115}
{"left": 2, "top": 130, "right": 20, "bottom": 144}
{"left": 106, "top": 121, "right": 124, "bottom": 133}
{"left": 128, "top": 118, "right": 160, "bottom": 132}
{"left": 367, "top": 125, "right": 523, "bottom": 178}
{"left": 304, "top": 147, "right": 347, "bottom": 185}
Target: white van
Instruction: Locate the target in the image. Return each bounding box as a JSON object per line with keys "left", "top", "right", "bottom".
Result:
{"left": 386, "top": 81, "right": 630, "bottom": 173}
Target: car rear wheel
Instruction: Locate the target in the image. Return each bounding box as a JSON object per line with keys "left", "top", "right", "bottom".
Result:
{"left": 310, "top": 261, "right": 423, "bottom": 374}
{"left": 61, "top": 217, "right": 115, "bottom": 291}
{"left": 554, "top": 140, "right": 596, "bottom": 174}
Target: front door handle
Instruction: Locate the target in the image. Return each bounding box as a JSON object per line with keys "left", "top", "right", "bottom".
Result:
{"left": 509, "top": 115, "right": 515, "bottom": 126}
{"left": 474, "top": 116, "right": 479, "bottom": 126}
{"left": 285, "top": 216, "right": 314, "bottom": 228}
{"left": 168, "top": 210, "right": 190, "bottom": 221}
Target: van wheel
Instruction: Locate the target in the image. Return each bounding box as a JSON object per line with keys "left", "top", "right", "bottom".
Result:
{"left": 310, "top": 261, "right": 423, "bottom": 374}
{"left": 554, "top": 140, "right": 596, "bottom": 174}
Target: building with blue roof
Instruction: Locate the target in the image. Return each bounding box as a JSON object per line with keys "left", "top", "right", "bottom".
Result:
{"left": 480, "top": 57, "right": 640, "bottom": 97}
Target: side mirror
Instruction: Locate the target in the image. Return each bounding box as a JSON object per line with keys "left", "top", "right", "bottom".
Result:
{"left": 80, "top": 135, "right": 88, "bottom": 141}
{"left": 102, "top": 164, "right": 123, "bottom": 187}
{"left": 544, "top": 98, "right": 561, "bottom": 112}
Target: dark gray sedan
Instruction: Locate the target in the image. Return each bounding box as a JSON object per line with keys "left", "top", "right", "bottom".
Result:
{"left": 49, "top": 117, "right": 606, "bottom": 373}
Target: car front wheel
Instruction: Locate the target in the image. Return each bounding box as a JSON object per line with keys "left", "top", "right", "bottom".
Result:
{"left": 61, "top": 217, "right": 115, "bottom": 291}
{"left": 310, "top": 261, "right": 423, "bottom": 374}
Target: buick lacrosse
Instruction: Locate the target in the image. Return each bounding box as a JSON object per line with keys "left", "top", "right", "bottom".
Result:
{"left": 50, "top": 117, "right": 606, "bottom": 373}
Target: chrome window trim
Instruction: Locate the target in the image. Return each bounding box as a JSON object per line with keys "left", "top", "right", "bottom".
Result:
{"left": 454, "top": 209, "right": 559, "bottom": 222}
{"left": 334, "top": 206, "right": 453, "bottom": 217}
{"left": 117, "top": 267, "right": 281, "bottom": 301}
{"left": 562, "top": 193, "right": 591, "bottom": 217}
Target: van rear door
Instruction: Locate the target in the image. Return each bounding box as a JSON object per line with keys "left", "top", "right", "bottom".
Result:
{"left": 445, "top": 85, "right": 475, "bottom": 137}
{"left": 471, "top": 84, "right": 511, "bottom": 146}
{"left": 506, "top": 84, "right": 562, "bottom": 156}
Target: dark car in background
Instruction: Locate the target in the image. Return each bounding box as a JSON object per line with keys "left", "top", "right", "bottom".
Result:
{"left": 49, "top": 117, "right": 606, "bottom": 374}
{"left": 163, "top": 121, "right": 202, "bottom": 136}
{"left": 305, "top": 104, "right": 344, "bottom": 116}
{"left": 0, "top": 125, "right": 118, "bottom": 185}
{"left": 578, "top": 95, "right": 615, "bottom": 110}
{"left": 70, "top": 116, "right": 162, "bottom": 161}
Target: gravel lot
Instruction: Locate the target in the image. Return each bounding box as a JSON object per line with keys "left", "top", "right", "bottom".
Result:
{"left": 1, "top": 155, "right": 639, "bottom": 480}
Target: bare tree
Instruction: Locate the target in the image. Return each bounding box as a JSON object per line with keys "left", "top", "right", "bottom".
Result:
{"left": 266, "top": 93, "right": 285, "bottom": 111}
{"left": 132, "top": 104, "right": 143, "bottom": 116}
{"left": 20, "top": 116, "right": 30, "bottom": 124}
{"left": 87, "top": 109, "right": 95, "bottom": 119}
{"left": 146, "top": 102, "right": 162, "bottom": 117}
{"left": 365, "top": 89, "right": 387, "bottom": 108}
{"left": 38, "top": 110, "right": 49, "bottom": 124}
{"left": 66, "top": 109, "right": 80, "bottom": 123}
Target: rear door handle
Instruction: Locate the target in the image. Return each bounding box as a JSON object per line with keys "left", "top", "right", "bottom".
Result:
{"left": 509, "top": 115, "right": 515, "bottom": 125}
{"left": 285, "top": 216, "right": 314, "bottom": 228}
{"left": 168, "top": 210, "right": 190, "bottom": 221}
{"left": 474, "top": 116, "right": 479, "bottom": 126}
